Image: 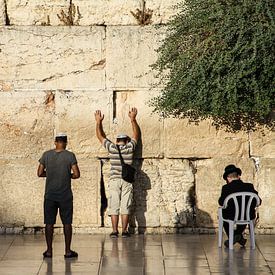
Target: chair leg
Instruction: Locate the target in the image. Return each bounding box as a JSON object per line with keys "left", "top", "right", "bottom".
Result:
{"left": 218, "top": 220, "right": 223, "bottom": 248}
{"left": 249, "top": 221, "right": 256, "bottom": 249}
{"left": 229, "top": 222, "right": 234, "bottom": 250}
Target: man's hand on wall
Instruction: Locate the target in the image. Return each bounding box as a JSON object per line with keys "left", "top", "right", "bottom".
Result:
{"left": 95, "top": 110, "right": 104, "bottom": 123}
{"left": 128, "top": 107, "right": 138, "bottom": 121}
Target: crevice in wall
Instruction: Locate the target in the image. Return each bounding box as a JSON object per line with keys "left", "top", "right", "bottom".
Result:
{"left": 4, "top": 0, "right": 10, "bottom": 25}
{"left": 248, "top": 131, "right": 261, "bottom": 177}
{"left": 112, "top": 91, "right": 117, "bottom": 123}
{"left": 99, "top": 159, "right": 108, "bottom": 227}
{"left": 186, "top": 160, "right": 197, "bottom": 231}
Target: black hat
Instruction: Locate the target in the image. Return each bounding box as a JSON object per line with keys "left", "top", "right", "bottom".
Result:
{"left": 223, "top": 164, "right": 242, "bottom": 180}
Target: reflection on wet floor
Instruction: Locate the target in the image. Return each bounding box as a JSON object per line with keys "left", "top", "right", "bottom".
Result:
{"left": 0, "top": 234, "right": 274, "bottom": 274}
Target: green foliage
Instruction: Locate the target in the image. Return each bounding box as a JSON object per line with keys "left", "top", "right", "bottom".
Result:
{"left": 152, "top": 0, "right": 275, "bottom": 131}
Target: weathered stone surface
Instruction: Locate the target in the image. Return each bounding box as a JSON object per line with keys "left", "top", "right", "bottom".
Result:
{"left": 73, "top": 0, "right": 139, "bottom": 26}
{"left": 0, "top": 159, "right": 44, "bottom": 227}
{"left": 6, "top": 0, "right": 180, "bottom": 26}
{"left": 250, "top": 128, "right": 275, "bottom": 158}
{"left": 147, "top": 0, "right": 180, "bottom": 24}
{"left": 106, "top": 26, "right": 165, "bottom": 89}
{"left": 195, "top": 157, "right": 256, "bottom": 227}
{"left": 55, "top": 90, "right": 112, "bottom": 158}
{"left": 256, "top": 158, "right": 275, "bottom": 229}
{"left": 6, "top": 0, "right": 69, "bottom": 26}
{"left": 110, "top": 90, "right": 163, "bottom": 158}
{"left": 0, "top": 91, "right": 54, "bottom": 160}
{"left": 71, "top": 159, "right": 100, "bottom": 226}
{"left": 0, "top": 0, "right": 5, "bottom": 25}
{"left": 0, "top": 26, "right": 105, "bottom": 90}
{"left": 102, "top": 159, "right": 195, "bottom": 231}
{"left": 0, "top": 158, "right": 100, "bottom": 227}
{"left": 164, "top": 119, "right": 249, "bottom": 158}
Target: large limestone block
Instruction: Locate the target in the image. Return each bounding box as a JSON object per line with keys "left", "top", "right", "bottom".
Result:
{"left": 0, "top": 159, "right": 44, "bottom": 227}
{"left": 73, "top": 0, "right": 138, "bottom": 25}
{"left": 0, "top": 0, "right": 5, "bottom": 25}
{"left": 157, "top": 159, "right": 195, "bottom": 227}
{"left": 195, "top": 158, "right": 256, "bottom": 227}
{"left": 71, "top": 159, "right": 100, "bottom": 226}
{"left": 0, "top": 91, "right": 54, "bottom": 160}
{"left": 0, "top": 26, "right": 105, "bottom": 90}
{"left": 74, "top": 0, "right": 180, "bottom": 25}
{"left": 55, "top": 90, "right": 112, "bottom": 158}
{"left": 6, "top": 0, "right": 69, "bottom": 26}
{"left": 106, "top": 26, "right": 165, "bottom": 89}
{"left": 109, "top": 90, "right": 163, "bottom": 158}
{"left": 102, "top": 159, "right": 195, "bottom": 230}
{"left": 164, "top": 119, "right": 249, "bottom": 158}
{"left": 256, "top": 158, "right": 275, "bottom": 228}
{"left": 250, "top": 128, "right": 275, "bottom": 158}
{"left": 6, "top": 0, "right": 180, "bottom": 26}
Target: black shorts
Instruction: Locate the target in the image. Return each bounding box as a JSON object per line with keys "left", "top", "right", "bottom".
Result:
{"left": 44, "top": 199, "right": 73, "bottom": 225}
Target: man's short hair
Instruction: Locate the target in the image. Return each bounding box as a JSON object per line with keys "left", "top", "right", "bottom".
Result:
{"left": 227, "top": 172, "right": 239, "bottom": 179}
{"left": 55, "top": 133, "right": 67, "bottom": 143}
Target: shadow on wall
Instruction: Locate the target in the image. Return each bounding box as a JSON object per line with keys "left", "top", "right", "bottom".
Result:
{"left": 129, "top": 159, "right": 151, "bottom": 234}
{"left": 129, "top": 133, "right": 152, "bottom": 234}
{"left": 178, "top": 185, "right": 214, "bottom": 232}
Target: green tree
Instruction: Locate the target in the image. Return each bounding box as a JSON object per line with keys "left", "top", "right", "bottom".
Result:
{"left": 152, "top": 0, "right": 275, "bottom": 131}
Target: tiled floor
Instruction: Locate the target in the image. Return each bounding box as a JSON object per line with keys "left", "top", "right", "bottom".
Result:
{"left": 0, "top": 234, "right": 275, "bottom": 274}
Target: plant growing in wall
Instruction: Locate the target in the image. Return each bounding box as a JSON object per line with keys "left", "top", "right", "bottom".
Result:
{"left": 131, "top": 0, "right": 153, "bottom": 25}
{"left": 152, "top": 0, "right": 275, "bottom": 131}
{"left": 57, "top": 0, "right": 81, "bottom": 26}
{"left": 41, "top": 15, "right": 51, "bottom": 26}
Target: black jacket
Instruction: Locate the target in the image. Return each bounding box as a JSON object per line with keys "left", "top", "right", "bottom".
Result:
{"left": 218, "top": 179, "right": 261, "bottom": 220}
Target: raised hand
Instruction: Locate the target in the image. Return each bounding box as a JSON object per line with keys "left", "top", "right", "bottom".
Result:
{"left": 95, "top": 110, "right": 104, "bottom": 123}
{"left": 128, "top": 107, "right": 138, "bottom": 121}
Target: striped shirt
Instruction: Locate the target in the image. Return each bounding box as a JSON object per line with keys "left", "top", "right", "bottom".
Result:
{"left": 104, "top": 138, "right": 137, "bottom": 179}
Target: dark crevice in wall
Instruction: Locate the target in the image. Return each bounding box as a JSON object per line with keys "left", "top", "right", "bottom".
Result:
{"left": 4, "top": 0, "right": 10, "bottom": 25}
{"left": 100, "top": 160, "right": 107, "bottom": 227}
{"left": 112, "top": 91, "right": 117, "bottom": 122}
{"left": 186, "top": 160, "right": 197, "bottom": 231}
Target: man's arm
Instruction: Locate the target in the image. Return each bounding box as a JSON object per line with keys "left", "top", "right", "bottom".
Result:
{"left": 95, "top": 110, "right": 106, "bottom": 144}
{"left": 218, "top": 186, "right": 227, "bottom": 206}
{"left": 71, "top": 164, "right": 80, "bottom": 179}
{"left": 37, "top": 164, "right": 46, "bottom": 177}
{"left": 128, "top": 107, "right": 140, "bottom": 142}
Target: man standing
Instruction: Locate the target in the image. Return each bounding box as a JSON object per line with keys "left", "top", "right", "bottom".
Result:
{"left": 37, "top": 133, "right": 80, "bottom": 258}
{"left": 218, "top": 165, "right": 261, "bottom": 248}
{"left": 95, "top": 108, "right": 140, "bottom": 238}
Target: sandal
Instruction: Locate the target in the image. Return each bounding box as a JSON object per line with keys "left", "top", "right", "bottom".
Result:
{"left": 43, "top": 251, "right": 52, "bottom": 258}
{"left": 110, "top": 232, "right": 119, "bottom": 239}
{"left": 64, "top": 250, "right": 78, "bottom": 258}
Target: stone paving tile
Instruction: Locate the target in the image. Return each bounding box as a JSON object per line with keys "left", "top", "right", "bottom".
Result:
{"left": 0, "top": 234, "right": 274, "bottom": 274}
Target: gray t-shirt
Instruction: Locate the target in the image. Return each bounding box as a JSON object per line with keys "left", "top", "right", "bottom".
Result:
{"left": 39, "top": 149, "right": 77, "bottom": 201}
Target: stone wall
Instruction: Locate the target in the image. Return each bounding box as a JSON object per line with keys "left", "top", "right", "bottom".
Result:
{"left": 0, "top": 0, "right": 274, "bottom": 234}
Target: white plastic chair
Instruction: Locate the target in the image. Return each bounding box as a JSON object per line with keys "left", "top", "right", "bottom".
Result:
{"left": 218, "top": 192, "right": 261, "bottom": 250}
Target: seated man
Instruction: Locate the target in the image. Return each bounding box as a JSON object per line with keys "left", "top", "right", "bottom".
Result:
{"left": 218, "top": 165, "right": 261, "bottom": 248}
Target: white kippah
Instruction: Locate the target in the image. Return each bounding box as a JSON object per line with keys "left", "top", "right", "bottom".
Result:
{"left": 55, "top": 133, "right": 67, "bottom": 138}
{"left": 117, "top": 134, "right": 128, "bottom": 139}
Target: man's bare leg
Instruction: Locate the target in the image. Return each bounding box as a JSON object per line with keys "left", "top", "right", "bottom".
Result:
{"left": 111, "top": 215, "right": 119, "bottom": 233}
{"left": 64, "top": 224, "right": 72, "bottom": 255}
{"left": 121, "top": 214, "right": 129, "bottom": 233}
{"left": 44, "top": 224, "right": 54, "bottom": 256}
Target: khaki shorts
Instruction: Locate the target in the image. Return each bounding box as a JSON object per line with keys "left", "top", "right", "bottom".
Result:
{"left": 107, "top": 178, "right": 133, "bottom": 215}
